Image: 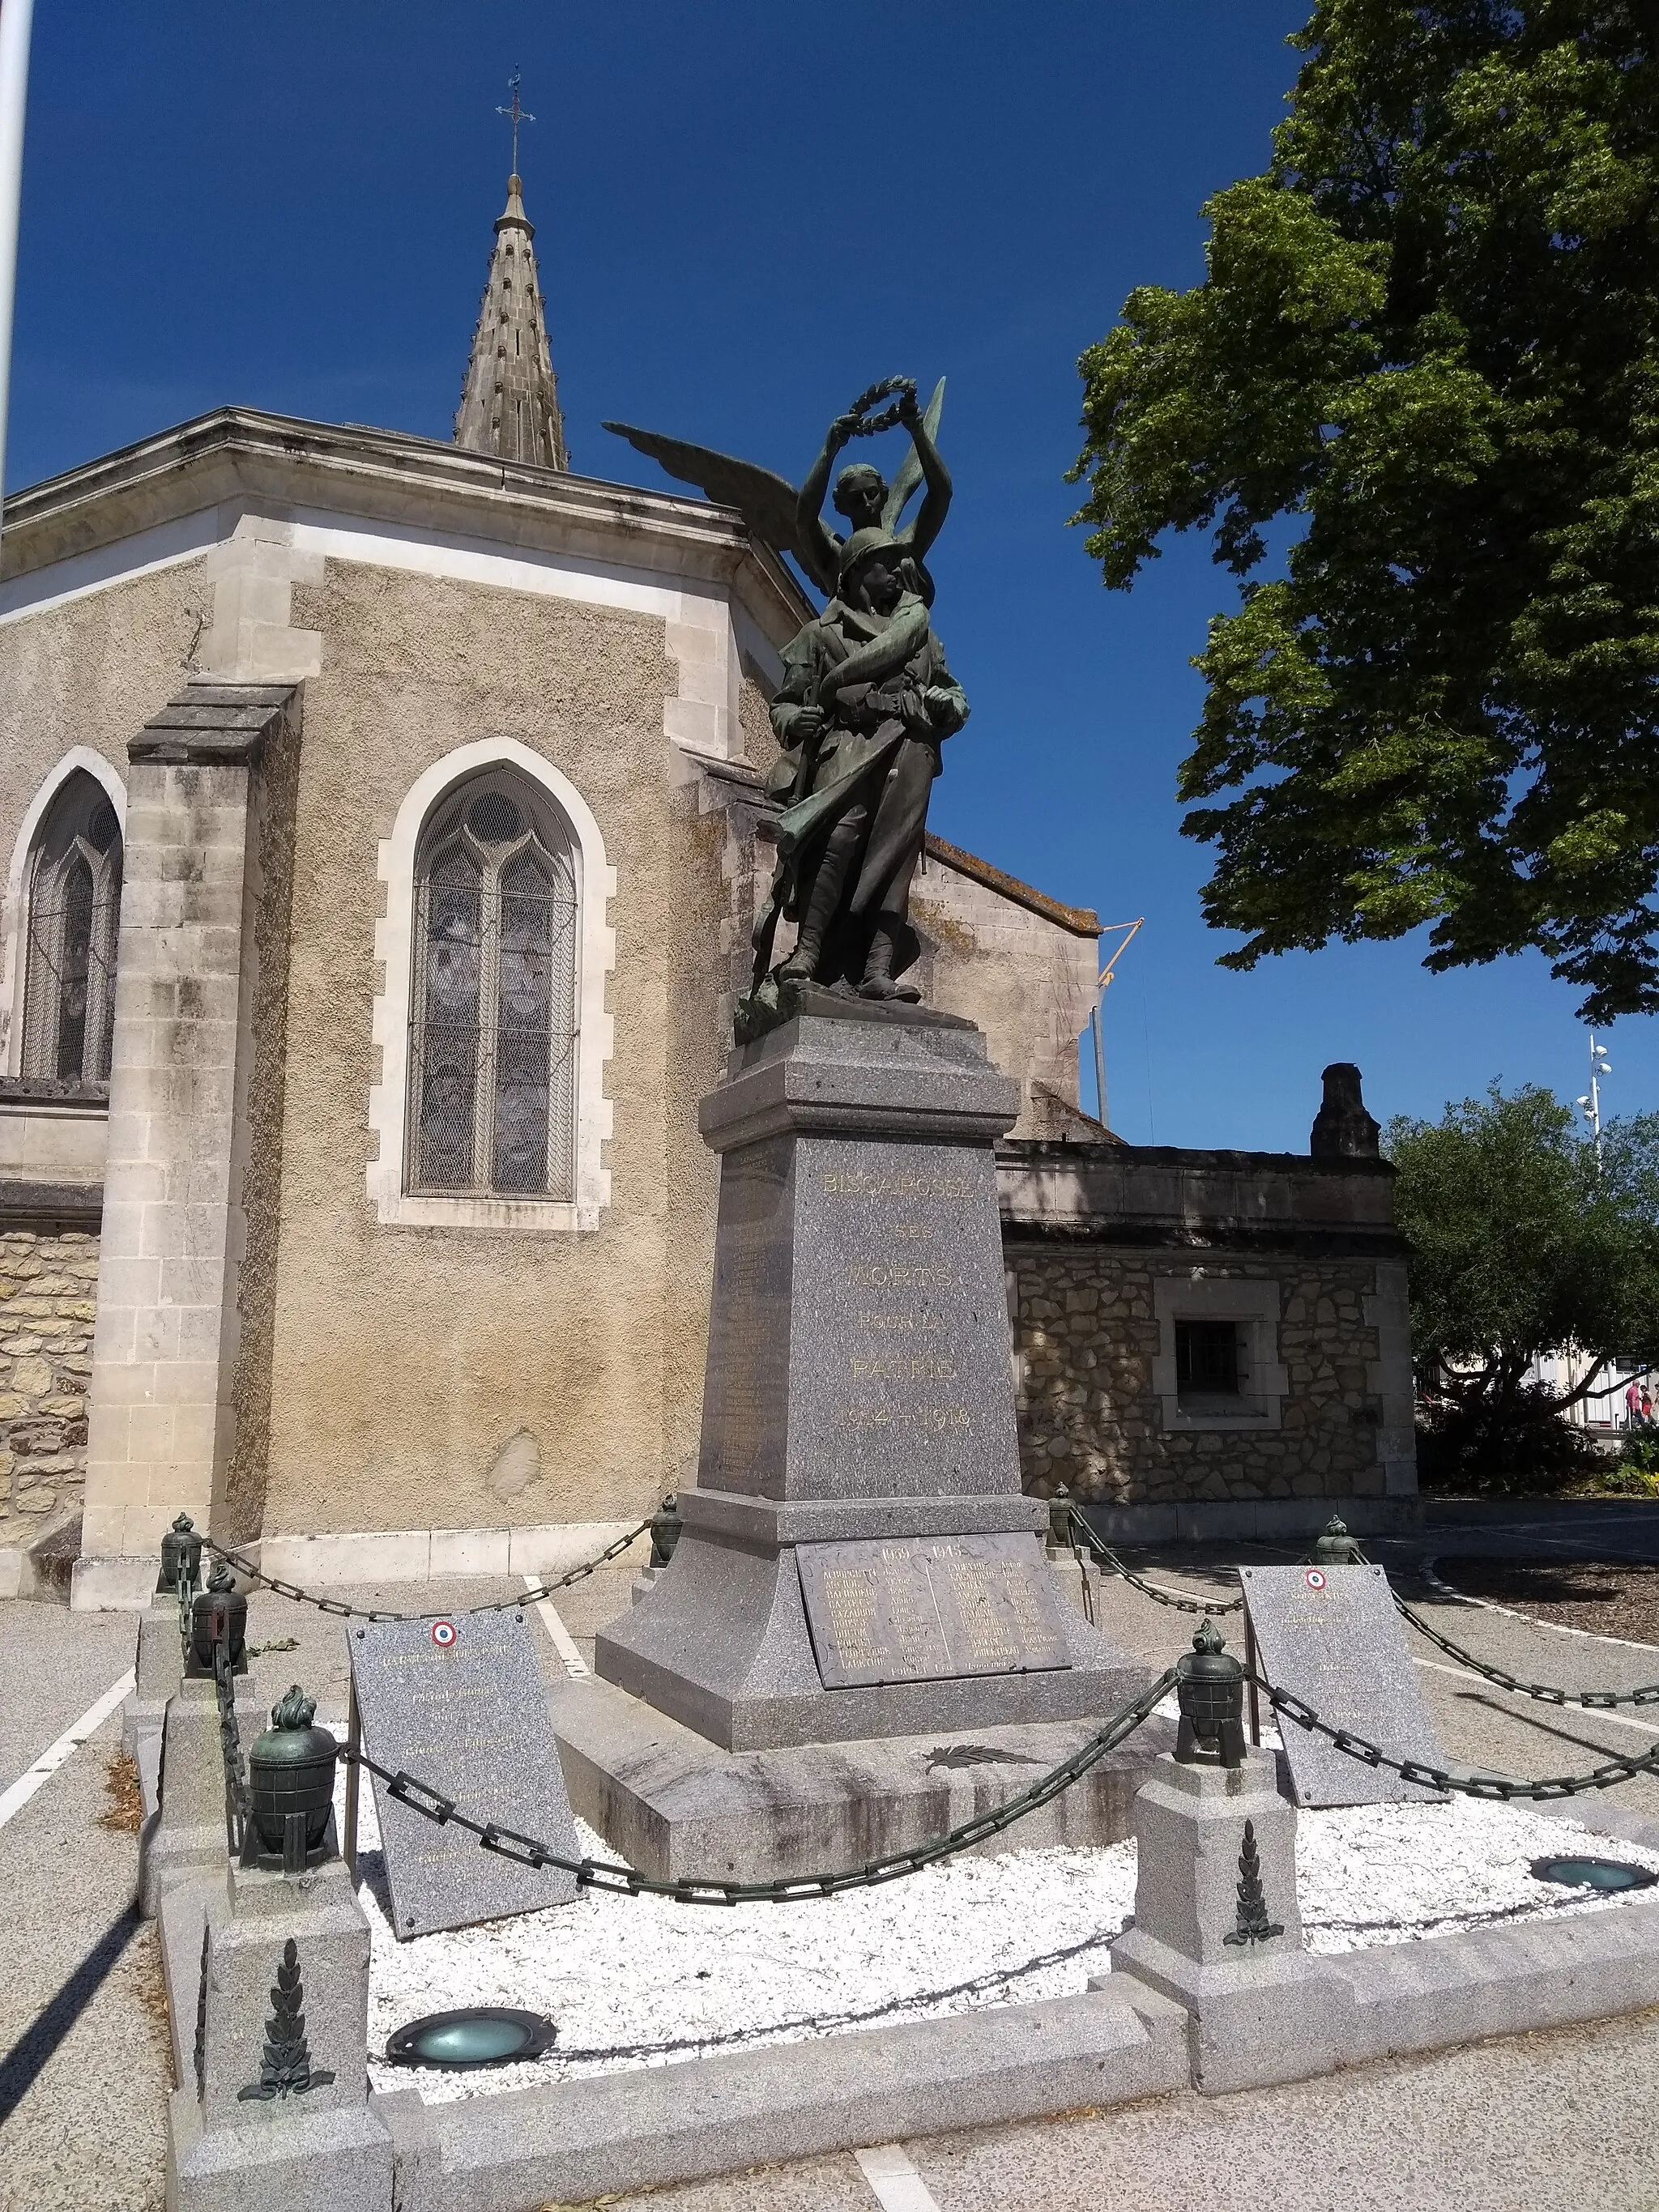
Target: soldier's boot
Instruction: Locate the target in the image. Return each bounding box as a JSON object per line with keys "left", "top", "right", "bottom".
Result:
{"left": 776, "top": 820, "right": 859, "bottom": 984}
{"left": 859, "top": 914, "right": 919, "bottom": 1001}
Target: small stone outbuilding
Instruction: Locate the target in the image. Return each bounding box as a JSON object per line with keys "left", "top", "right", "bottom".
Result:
{"left": 1000, "top": 1115, "right": 1415, "bottom": 1543}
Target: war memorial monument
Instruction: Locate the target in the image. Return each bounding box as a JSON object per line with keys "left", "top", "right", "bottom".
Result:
{"left": 561, "top": 379, "right": 1160, "bottom": 1877}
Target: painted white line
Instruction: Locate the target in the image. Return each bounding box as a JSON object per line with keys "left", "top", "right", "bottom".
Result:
{"left": 1413, "top": 1653, "right": 1659, "bottom": 1737}
{"left": 0, "top": 1669, "right": 135, "bottom": 1828}
{"left": 523, "top": 1575, "right": 589, "bottom": 1679}
{"left": 855, "top": 2143, "right": 944, "bottom": 2212}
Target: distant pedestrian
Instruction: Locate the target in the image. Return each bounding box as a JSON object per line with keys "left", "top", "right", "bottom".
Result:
{"left": 1628, "top": 1380, "right": 1643, "bottom": 1430}
{"left": 1642, "top": 1386, "right": 1655, "bottom": 1430}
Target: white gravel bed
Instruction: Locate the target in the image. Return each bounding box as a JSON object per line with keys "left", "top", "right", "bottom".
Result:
{"left": 342, "top": 1779, "right": 1659, "bottom": 2103}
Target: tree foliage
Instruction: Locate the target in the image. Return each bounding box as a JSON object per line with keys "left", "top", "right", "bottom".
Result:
{"left": 1071, "top": 3, "right": 1659, "bottom": 1020}
{"left": 1385, "top": 1085, "right": 1659, "bottom": 1481}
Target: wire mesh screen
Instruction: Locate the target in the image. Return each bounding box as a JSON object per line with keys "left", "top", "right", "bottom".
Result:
{"left": 407, "top": 783, "right": 579, "bottom": 1200}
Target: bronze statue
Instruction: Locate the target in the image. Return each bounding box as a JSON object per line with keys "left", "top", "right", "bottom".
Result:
{"left": 604, "top": 379, "right": 968, "bottom": 1032}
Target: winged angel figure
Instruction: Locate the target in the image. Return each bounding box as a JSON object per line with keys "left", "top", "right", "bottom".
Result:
{"left": 603, "top": 375, "right": 950, "bottom": 600}
{"left": 603, "top": 380, "right": 969, "bottom": 1034}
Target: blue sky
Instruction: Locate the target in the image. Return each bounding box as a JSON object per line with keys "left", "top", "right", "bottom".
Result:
{"left": 6, "top": 1, "right": 1646, "bottom": 1150}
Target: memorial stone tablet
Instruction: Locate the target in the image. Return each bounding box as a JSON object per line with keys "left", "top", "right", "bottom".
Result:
{"left": 1240, "top": 1564, "right": 1446, "bottom": 1808}
{"left": 798, "top": 1533, "right": 1073, "bottom": 1690}
{"left": 348, "top": 1610, "right": 581, "bottom": 1938}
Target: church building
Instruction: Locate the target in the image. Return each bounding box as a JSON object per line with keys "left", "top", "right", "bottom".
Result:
{"left": 0, "top": 170, "right": 1418, "bottom": 1606}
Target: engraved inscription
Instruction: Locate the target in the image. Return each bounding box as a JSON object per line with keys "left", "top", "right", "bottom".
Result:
{"left": 821, "top": 1170, "right": 973, "bottom": 1199}
{"left": 798, "top": 1535, "right": 1072, "bottom": 1690}
{"left": 1240, "top": 1566, "right": 1446, "bottom": 1809}
{"left": 350, "top": 1613, "right": 582, "bottom": 1937}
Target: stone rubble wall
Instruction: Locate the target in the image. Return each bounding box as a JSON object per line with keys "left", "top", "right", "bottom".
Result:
{"left": 0, "top": 1229, "right": 99, "bottom": 1544}
{"left": 1010, "top": 1244, "right": 1389, "bottom": 1507}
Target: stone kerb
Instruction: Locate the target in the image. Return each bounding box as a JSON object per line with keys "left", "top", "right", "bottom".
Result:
{"left": 141, "top": 1674, "right": 236, "bottom": 1920}
{"left": 126, "top": 1595, "right": 186, "bottom": 1806}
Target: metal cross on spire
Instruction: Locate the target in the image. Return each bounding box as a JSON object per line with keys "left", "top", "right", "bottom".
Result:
{"left": 496, "top": 69, "right": 535, "bottom": 180}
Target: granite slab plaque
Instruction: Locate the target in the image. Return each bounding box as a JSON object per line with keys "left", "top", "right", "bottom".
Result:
{"left": 348, "top": 1610, "right": 581, "bottom": 1938}
{"left": 798, "top": 1533, "right": 1073, "bottom": 1690}
{"left": 1240, "top": 1564, "right": 1447, "bottom": 1807}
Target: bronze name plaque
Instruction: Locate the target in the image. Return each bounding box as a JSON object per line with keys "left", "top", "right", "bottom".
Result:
{"left": 797, "top": 1533, "right": 1072, "bottom": 1690}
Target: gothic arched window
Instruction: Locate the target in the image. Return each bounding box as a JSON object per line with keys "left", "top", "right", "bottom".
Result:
{"left": 406, "top": 769, "right": 579, "bottom": 1200}
{"left": 21, "top": 769, "right": 123, "bottom": 1085}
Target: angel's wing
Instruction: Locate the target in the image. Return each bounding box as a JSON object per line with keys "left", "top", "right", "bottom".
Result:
{"left": 600, "top": 422, "right": 836, "bottom": 594}
{"left": 882, "top": 378, "right": 946, "bottom": 535}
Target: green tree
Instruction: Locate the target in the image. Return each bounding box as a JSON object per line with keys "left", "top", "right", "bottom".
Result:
{"left": 1386, "top": 1085, "right": 1659, "bottom": 1482}
{"left": 1070, "top": 2, "right": 1659, "bottom": 1021}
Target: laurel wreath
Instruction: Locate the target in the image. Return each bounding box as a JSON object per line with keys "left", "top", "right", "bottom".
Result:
{"left": 843, "top": 376, "right": 917, "bottom": 437}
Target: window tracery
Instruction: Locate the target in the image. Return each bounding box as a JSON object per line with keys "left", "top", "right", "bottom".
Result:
{"left": 20, "top": 770, "right": 123, "bottom": 1085}
{"left": 407, "top": 770, "right": 578, "bottom": 1200}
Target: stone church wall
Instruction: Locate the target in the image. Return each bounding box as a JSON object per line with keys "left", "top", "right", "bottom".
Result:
{"left": 911, "top": 841, "right": 1098, "bottom": 1136}
{"left": 0, "top": 557, "right": 210, "bottom": 850}
{"left": 254, "top": 559, "right": 726, "bottom": 1540}
{"left": 0, "top": 1229, "right": 99, "bottom": 1548}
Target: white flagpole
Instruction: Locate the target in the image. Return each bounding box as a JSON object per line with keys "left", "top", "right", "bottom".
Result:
{"left": 0, "top": 0, "right": 36, "bottom": 545}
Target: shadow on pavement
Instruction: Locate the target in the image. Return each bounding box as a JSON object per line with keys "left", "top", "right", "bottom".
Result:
{"left": 0, "top": 1903, "right": 141, "bottom": 2125}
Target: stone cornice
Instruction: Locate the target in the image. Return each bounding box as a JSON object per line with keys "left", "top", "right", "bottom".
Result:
{"left": 0, "top": 1178, "right": 102, "bottom": 1229}
{"left": 996, "top": 1136, "right": 1403, "bottom": 1255}
{"left": 0, "top": 406, "right": 813, "bottom": 643}
{"left": 129, "top": 681, "right": 299, "bottom": 766}
{"left": 923, "top": 835, "right": 1101, "bottom": 939}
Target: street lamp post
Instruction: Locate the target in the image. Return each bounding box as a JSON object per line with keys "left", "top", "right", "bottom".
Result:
{"left": 1576, "top": 1035, "right": 1611, "bottom": 1167}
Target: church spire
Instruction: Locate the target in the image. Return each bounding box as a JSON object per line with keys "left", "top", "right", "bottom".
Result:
{"left": 453, "top": 155, "right": 569, "bottom": 472}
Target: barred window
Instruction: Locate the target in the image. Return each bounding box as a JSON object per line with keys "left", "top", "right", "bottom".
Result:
{"left": 406, "top": 769, "right": 579, "bottom": 1200}
{"left": 21, "top": 770, "right": 122, "bottom": 1085}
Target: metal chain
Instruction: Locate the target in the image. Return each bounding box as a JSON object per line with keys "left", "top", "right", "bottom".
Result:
{"left": 1066, "top": 1511, "right": 1243, "bottom": 1616}
{"left": 1393, "top": 1592, "right": 1659, "bottom": 1711}
{"left": 199, "top": 1518, "right": 653, "bottom": 1623}
{"left": 211, "top": 1644, "right": 249, "bottom": 1852}
{"left": 1073, "top": 1510, "right": 1659, "bottom": 1710}
{"left": 336, "top": 1666, "right": 1179, "bottom": 1905}
{"left": 1254, "top": 1670, "right": 1659, "bottom": 1800}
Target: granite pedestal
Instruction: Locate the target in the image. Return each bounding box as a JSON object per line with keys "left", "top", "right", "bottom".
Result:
{"left": 164, "top": 1853, "right": 393, "bottom": 2212}
{"left": 582, "top": 998, "right": 1154, "bottom": 1873}
{"left": 1108, "top": 1750, "right": 1350, "bottom": 2092}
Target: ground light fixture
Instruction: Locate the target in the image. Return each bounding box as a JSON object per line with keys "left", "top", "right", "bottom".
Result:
{"left": 1530, "top": 1855, "right": 1657, "bottom": 1894}
{"left": 385, "top": 2008, "right": 560, "bottom": 2069}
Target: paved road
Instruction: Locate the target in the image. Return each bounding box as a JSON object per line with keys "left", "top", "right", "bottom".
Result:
{"left": 0, "top": 1603, "right": 166, "bottom": 2212}
{"left": 603, "top": 2006, "right": 1659, "bottom": 2212}
{"left": 6, "top": 1510, "right": 1659, "bottom": 2211}
{"left": 1418, "top": 1497, "right": 1659, "bottom": 1566}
